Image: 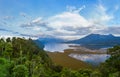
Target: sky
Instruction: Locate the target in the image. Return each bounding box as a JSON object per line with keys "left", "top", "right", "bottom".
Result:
{"left": 0, "top": 0, "right": 120, "bottom": 40}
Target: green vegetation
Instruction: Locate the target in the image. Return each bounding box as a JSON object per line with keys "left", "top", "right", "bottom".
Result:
{"left": 99, "top": 46, "right": 120, "bottom": 77}
{"left": 0, "top": 37, "right": 120, "bottom": 77}
{"left": 0, "top": 37, "right": 52, "bottom": 77}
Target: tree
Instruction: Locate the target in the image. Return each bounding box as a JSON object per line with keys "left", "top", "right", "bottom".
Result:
{"left": 3, "top": 42, "right": 13, "bottom": 61}
{"left": 0, "top": 58, "right": 10, "bottom": 77}
{"left": 12, "top": 65, "right": 28, "bottom": 77}
{"left": 99, "top": 45, "right": 120, "bottom": 77}
{"left": 78, "top": 69, "right": 92, "bottom": 77}
{"left": 91, "top": 71, "right": 102, "bottom": 77}
{"left": 107, "top": 46, "right": 120, "bottom": 72}
{"left": 0, "top": 38, "right": 5, "bottom": 56}
{"left": 6, "top": 37, "right": 11, "bottom": 42}
{"left": 0, "top": 37, "right": 53, "bottom": 77}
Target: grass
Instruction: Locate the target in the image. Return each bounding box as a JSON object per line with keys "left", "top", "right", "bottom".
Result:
{"left": 47, "top": 50, "right": 92, "bottom": 70}
{"left": 64, "top": 49, "right": 106, "bottom": 54}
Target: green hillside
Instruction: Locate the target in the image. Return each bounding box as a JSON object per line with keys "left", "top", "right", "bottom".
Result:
{"left": 0, "top": 37, "right": 120, "bottom": 77}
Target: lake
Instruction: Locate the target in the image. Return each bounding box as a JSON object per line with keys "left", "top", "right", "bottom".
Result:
{"left": 44, "top": 43, "right": 112, "bottom": 52}
{"left": 44, "top": 43, "right": 79, "bottom": 52}
{"left": 44, "top": 43, "right": 69, "bottom": 52}
{"left": 44, "top": 43, "right": 111, "bottom": 65}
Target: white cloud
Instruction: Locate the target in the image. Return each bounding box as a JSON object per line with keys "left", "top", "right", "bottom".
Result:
{"left": 66, "top": 5, "right": 86, "bottom": 13}
{"left": 57, "top": 35, "right": 86, "bottom": 40}
{"left": 52, "top": 29, "right": 76, "bottom": 35}
{"left": 32, "top": 17, "right": 43, "bottom": 24}
{"left": 20, "top": 17, "right": 48, "bottom": 31}
{"left": 44, "top": 7, "right": 93, "bottom": 40}
{"left": 90, "top": 4, "right": 113, "bottom": 24}
{"left": 19, "top": 4, "right": 120, "bottom": 40}
{"left": 47, "top": 11, "right": 91, "bottom": 29}
{"left": 73, "top": 5, "right": 86, "bottom": 13}
{"left": 33, "top": 26, "right": 41, "bottom": 31}
{"left": 66, "top": 5, "right": 76, "bottom": 12}
{"left": 21, "top": 10, "right": 92, "bottom": 40}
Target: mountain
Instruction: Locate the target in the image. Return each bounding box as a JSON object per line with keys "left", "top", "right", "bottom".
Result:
{"left": 68, "top": 34, "right": 120, "bottom": 45}
{"left": 36, "top": 37, "right": 66, "bottom": 44}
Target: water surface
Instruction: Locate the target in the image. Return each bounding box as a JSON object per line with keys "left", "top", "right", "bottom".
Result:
{"left": 69, "top": 54, "right": 110, "bottom": 65}
{"left": 44, "top": 43, "right": 69, "bottom": 52}
{"left": 44, "top": 43, "right": 110, "bottom": 65}
{"left": 44, "top": 43, "right": 112, "bottom": 52}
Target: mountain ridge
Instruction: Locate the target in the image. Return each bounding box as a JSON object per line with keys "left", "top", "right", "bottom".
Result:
{"left": 36, "top": 37, "right": 66, "bottom": 44}
{"left": 67, "top": 34, "right": 120, "bottom": 45}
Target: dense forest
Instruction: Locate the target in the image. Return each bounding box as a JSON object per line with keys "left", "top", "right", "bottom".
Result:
{"left": 0, "top": 37, "right": 120, "bottom": 77}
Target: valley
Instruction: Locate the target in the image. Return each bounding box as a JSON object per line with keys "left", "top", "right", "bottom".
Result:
{"left": 1, "top": 0, "right": 120, "bottom": 76}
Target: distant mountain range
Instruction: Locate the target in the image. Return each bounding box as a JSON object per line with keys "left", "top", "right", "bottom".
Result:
{"left": 68, "top": 34, "right": 120, "bottom": 45}
{"left": 36, "top": 37, "right": 66, "bottom": 44}
{"left": 34, "top": 34, "right": 120, "bottom": 49}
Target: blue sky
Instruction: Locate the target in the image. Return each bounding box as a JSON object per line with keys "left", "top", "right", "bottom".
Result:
{"left": 0, "top": 0, "right": 120, "bottom": 40}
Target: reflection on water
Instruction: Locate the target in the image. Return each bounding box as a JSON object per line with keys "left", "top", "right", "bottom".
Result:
{"left": 69, "top": 54, "right": 110, "bottom": 65}
{"left": 44, "top": 43, "right": 112, "bottom": 52}
{"left": 44, "top": 43, "right": 111, "bottom": 65}
{"left": 44, "top": 43, "right": 80, "bottom": 52}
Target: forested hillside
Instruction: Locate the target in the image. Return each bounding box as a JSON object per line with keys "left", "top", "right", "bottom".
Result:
{"left": 0, "top": 37, "right": 120, "bottom": 77}
{"left": 0, "top": 37, "right": 53, "bottom": 77}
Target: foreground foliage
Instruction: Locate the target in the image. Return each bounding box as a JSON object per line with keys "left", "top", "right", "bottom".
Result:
{"left": 0, "top": 37, "right": 120, "bottom": 77}
{"left": 99, "top": 46, "right": 120, "bottom": 77}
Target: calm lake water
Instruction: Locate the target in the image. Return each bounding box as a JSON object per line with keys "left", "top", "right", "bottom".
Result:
{"left": 44, "top": 43, "right": 78, "bottom": 52}
{"left": 44, "top": 43, "right": 112, "bottom": 52}
{"left": 69, "top": 54, "right": 110, "bottom": 66}
{"left": 44, "top": 43, "right": 70, "bottom": 52}
{"left": 44, "top": 43, "right": 111, "bottom": 65}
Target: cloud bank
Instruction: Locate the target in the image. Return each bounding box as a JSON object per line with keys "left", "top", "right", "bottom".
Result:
{"left": 0, "top": 0, "right": 120, "bottom": 40}
{"left": 19, "top": 4, "right": 120, "bottom": 40}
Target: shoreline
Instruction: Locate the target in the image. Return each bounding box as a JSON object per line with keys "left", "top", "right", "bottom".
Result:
{"left": 47, "top": 45, "right": 108, "bottom": 70}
